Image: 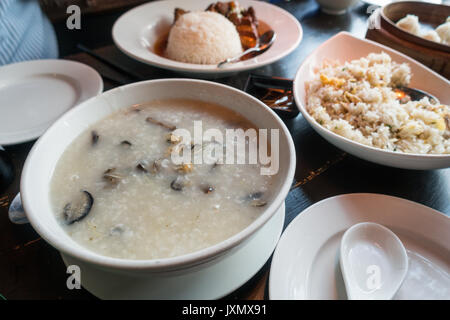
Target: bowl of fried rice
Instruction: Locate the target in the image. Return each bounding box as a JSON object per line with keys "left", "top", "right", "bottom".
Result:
{"left": 293, "top": 32, "right": 450, "bottom": 170}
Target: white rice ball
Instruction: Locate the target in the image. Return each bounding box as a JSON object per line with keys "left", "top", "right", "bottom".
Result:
{"left": 396, "top": 14, "right": 421, "bottom": 36}
{"left": 166, "top": 11, "right": 243, "bottom": 65}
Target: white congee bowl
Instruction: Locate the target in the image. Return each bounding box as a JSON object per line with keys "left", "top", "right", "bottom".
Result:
{"left": 21, "top": 79, "right": 296, "bottom": 274}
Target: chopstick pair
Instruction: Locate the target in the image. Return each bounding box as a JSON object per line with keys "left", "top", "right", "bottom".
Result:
{"left": 76, "top": 43, "right": 145, "bottom": 86}
{"left": 244, "top": 74, "right": 299, "bottom": 118}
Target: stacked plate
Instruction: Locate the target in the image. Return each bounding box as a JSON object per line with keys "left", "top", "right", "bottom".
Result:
{"left": 0, "top": 59, "right": 102, "bottom": 145}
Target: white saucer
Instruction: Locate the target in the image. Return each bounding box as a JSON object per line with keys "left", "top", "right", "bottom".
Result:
{"left": 0, "top": 59, "right": 103, "bottom": 145}
{"left": 112, "top": 0, "right": 302, "bottom": 77}
{"left": 269, "top": 194, "right": 450, "bottom": 300}
{"left": 61, "top": 203, "right": 285, "bottom": 299}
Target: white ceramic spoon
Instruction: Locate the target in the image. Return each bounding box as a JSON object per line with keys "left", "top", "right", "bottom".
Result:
{"left": 340, "top": 222, "right": 408, "bottom": 300}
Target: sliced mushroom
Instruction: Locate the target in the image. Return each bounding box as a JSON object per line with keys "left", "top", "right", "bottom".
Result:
{"left": 151, "top": 158, "right": 163, "bottom": 173}
{"left": 120, "top": 140, "right": 132, "bottom": 147}
{"left": 170, "top": 176, "right": 185, "bottom": 191}
{"left": 146, "top": 117, "right": 176, "bottom": 131}
{"left": 136, "top": 161, "right": 148, "bottom": 173}
{"left": 91, "top": 131, "right": 99, "bottom": 145}
{"left": 103, "top": 168, "right": 124, "bottom": 186}
{"left": 63, "top": 190, "right": 94, "bottom": 225}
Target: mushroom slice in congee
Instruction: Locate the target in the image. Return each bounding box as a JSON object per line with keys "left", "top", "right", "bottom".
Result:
{"left": 50, "top": 99, "right": 276, "bottom": 260}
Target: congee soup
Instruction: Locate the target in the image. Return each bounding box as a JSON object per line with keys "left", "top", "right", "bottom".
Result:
{"left": 50, "top": 99, "right": 276, "bottom": 260}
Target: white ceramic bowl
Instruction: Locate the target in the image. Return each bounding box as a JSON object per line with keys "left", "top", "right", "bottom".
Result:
{"left": 293, "top": 32, "right": 450, "bottom": 170}
{"left": 315, "top": 0, "right": 360, "bottom": 15}
{"left": 112, "top": 0, "right": 302, "bottom": 78}
{"left": 20, "top": 79, "right": 296, "bottom": 274}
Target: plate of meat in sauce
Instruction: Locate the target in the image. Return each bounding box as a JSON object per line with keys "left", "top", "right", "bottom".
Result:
{"left": 112, "top": 0, "right": 303, "bottom": 77}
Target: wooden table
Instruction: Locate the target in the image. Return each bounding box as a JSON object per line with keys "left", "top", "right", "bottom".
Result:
{"left": 0, "top": 0, "right": 449, "bottom": 300}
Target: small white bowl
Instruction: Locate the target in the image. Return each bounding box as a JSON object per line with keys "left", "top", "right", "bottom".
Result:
{"left": 315, "top": 0, "right": 360, "bottom": 15}
{"left": 293, "top": 32, "right": 450, "bottom": 170}
{"left": 20, "top": 79, "right": 296, "bottom": 275}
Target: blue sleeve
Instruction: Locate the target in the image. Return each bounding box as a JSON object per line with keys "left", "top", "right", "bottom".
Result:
{"left": 0, "top": 0, "right": 59, "bottom": 66}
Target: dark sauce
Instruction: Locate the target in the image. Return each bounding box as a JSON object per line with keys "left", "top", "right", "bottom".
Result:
{"left": 153, "top": 20, "right": 271, "bottom": 62}
{"left": 154, "top": 30, "right": 170, "bottom": 58}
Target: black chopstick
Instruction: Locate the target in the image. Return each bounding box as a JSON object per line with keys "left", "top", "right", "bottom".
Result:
{"left": 0, "top": 146, "right": 15, "bottom": 194}
{"left": 76, "top": 43, "right": 145, "bottom": 82}
{"left": 98, "top": 72, "right": 129, "bottom": 86}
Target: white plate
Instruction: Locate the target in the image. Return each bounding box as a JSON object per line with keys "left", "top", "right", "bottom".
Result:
{"left": 0, "top": 59, "right": 103, "bottom": 145}
{"left": 269, "top": 194, "right": 450, "bottom": 300}
{"left": 112, "top": 0, "right": 302, "bottom": 77}
{"left": 363, "top": 0, "right": 442, "bottom": 6}
{"left": 61, "top": 203, "right": 285, "bottom": 300}
{"left": 293, "top": 32, "right": 450, "bottom": 170}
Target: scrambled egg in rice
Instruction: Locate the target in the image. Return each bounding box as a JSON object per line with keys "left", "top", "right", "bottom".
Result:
{"left": 306, "top": 52, "right": 449, "bottom": 154}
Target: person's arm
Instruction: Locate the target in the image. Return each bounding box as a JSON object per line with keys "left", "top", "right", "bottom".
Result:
{"left": 0, "top": 0, "right": 58, "bottom": 65}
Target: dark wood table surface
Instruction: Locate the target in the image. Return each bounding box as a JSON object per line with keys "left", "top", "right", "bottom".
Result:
{"left": 1, "top": 0, "right": 449, "bottom": 300}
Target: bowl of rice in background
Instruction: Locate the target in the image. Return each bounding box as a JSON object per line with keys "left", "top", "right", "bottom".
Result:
{"left": 293, "top": 32, "right": 450, "bottom": 170}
